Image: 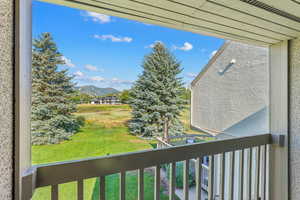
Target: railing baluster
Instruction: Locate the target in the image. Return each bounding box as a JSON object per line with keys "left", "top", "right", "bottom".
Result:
{"left": 138, "top": 169, "right": 144, "bottom": 200}
{"left": 196, "top": 157, "right": 202, "bottom": 200}
{"left": 77, "top": 179, "right": 84, "bottom": 200}
{"left": 51, "top": 184, "right": 58, "bottom": 200}
{"left": 169, "top": 162, "right": 176, "bottom": 200}
{"left": 208, "top": 155, "right": 214, "bottom": 200}
{"left": 254, "top": 146, "right": 261, "bottom": 200}
{"left": 262, "top": 145, "right": 267, "bottom": 200}
{"left": 155, "top": 165, "right": 161, "bottom": 200}
{"left": 183, "top": 160, "right": 189, "bottom": 200}
{"left": 248, "top": 148, "right": 253, "bottom": 200}
{"left": 228, "top": 151, "right": 235, "bottom": 200}
{"left": 154, "top": 165, "right": 160, "bottom": 200}
{"left": 120, "top": 172, "right": 126, "bottom": 200}
{"left": 100, "top": 176, "right": 106, "bottom": 200}
{"left": 219, "top": 153, "right": 225, "bottom": 200}
{"left": 239, "top": 150, "right": 245, "bottom": 200}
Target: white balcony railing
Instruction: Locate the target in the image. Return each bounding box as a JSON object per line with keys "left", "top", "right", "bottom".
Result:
{"left": 22, "top": 134, "right": 271, "bottom": 200}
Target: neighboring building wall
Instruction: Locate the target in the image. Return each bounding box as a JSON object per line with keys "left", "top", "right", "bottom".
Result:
{"left": 191, "top": 41, "right": 269, "bottom": 136}
{"left": 289, "top": 37, "right": 300, "bottom": 200}
{"left": 0, "top": 0, "right": 13, "bottom": 199}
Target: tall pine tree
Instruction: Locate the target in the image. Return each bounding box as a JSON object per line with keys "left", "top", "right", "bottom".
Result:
{"left": 31, "top": 33, "right": 80, "bottom": 145}
{"left": 129, "top": 42, "right": 185, "bottom": 140}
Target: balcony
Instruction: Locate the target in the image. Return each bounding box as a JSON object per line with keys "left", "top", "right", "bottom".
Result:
{"left": 22, "top": 134, "right": 271, "bottom": 200}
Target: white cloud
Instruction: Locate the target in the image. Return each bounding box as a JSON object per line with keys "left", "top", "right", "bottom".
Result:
{"left": 90, "top": 76, "right": 105, "bottom": 82}
{"left": 84, "top": 64, "right": 102, "bottom": 72}
{"left": 145, "top": 40, "right": 163, "bottom": 48}
{"left": 210, "top": 50, "right": 217, "bottom": 58}
{"left": 186, "top": 72, "right": 197, "bottom": 78}
{"left": 61, "top": 56, "right": 75, "bottom": 68}
{"left": 110, "top": 77, "right": 134, "bottom": 85}
{"left": 84, "top": 11, "right": 111, "bottom": 23}
{"left": 74, "top": 71, "right": 84, "bottom": 77}
{"left": 94, "top": 34, "right": 133, "bottom": 43}
{"left": 173, "top": 42, "right": 193, "bottom": 51}
{"left": 75, "top": 76, "right": 134, "bottom": 90}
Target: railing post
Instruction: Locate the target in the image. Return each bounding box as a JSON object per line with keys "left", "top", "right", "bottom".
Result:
{"left": 77, "top": 179, "right": 84, "bottom": 200}
{"left": 154, "top": 165, "right": 161, "bottom": 200}
{"left": 138, "top": 169, "right": 144, "bottom": 200}
{"left": 183, "top": 160, "right": 189, "bottom": 200}
{"left": 15, "top": 0, "right": 32, "bottom": 199}
{"left": 195, "top": 157, "right": 202, "bottom": 200}
{"left": 169, "top": 162, "right": 176, "bottom": 200}
{"left": 51, "top": 185, "right": 58, "bottom": 200}
{"left": 21, "top": 167, "right": 37, "bottom": 200}
{"left": 119, "top": 172, "right": 126, "bottom": 200}
{"left": 269, "top": 41, "right": 289, "bottom": 200}
{"left": 99, "top": 176, "right": 105, "bottom": 200}
{"left": 208, "top": 156, "right": 214, "bottom": 200}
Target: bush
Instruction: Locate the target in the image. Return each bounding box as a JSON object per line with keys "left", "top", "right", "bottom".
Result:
{"left": 76, "top": 116, "right": 85, "bottom": 127}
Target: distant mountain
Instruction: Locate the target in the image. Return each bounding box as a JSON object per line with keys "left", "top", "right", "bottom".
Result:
{"left": 75, "top": 85, "right": 120, "bottom": 96}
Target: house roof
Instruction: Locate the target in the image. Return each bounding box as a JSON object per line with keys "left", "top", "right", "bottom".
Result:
{"left": 190, "top": 41, "right": 230, "bottom": 87}
{"left": 44, "top": 0, "right": 300, "bottom": 46}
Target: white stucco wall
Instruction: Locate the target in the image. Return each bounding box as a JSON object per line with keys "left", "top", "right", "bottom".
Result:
{"left": 0, "top": 0, "right": 13, "bottom": 199}
{"left": 191, "top": 41, "right": 269, "bottom": 137}
{"left": 289, "top": 37, "right": 300, "bottom": 200}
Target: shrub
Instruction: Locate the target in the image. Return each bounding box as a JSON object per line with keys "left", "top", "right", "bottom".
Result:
{"left": 76, "top": 116, "right": 86, "bottom": 127}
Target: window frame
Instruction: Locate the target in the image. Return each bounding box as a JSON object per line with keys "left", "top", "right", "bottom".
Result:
{"left": 14, "top": 1, "right": 289, "bottom": 200}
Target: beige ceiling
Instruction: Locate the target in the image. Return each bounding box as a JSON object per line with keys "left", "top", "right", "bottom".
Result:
{"left": 44, "top": 0, "right": 300, "bottom": 46}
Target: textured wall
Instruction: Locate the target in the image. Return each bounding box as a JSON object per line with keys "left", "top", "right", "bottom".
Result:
{"left": 289, "top": 37, "right": 300, "bottom": 200}
{"left": 0, "top": 0, "right": 13, "bottom": 199}
{"left": 191, "top": 41, "right": 269, "bottom": 136}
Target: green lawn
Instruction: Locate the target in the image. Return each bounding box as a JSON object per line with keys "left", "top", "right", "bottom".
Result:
{"left": 32, "top": 125, "right": 151, "bottom": 164}
{"left": 91, "top": 172, "right": 172, "bottom": 200}
{"left": 32, "top": 104, "right": 174, "bottom": 200}
{"left": 32, "top": 104, "right": 203, "bottom": 199}
{"left": 76, "top": 104, "right": 130, "bottom": 113}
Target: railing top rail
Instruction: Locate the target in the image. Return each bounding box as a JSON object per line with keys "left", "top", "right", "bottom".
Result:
{"left": 23, "top": 133, "right": 271, "bottom": 190}
{"left": 165, "top": 134, "right": 214, "bottom": 139}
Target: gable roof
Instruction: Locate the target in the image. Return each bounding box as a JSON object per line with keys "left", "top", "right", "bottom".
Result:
{"left": 191, "top": 41, "right": 230, "bottom": 88}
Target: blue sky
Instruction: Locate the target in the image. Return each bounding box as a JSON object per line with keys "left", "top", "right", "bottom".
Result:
{"left": 32, "top": 0, "right": 224, "bottom": 91}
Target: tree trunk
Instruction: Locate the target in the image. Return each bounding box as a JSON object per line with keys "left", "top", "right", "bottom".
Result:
{"left": 163, "top": 118, "right": 169, "bottom": 143}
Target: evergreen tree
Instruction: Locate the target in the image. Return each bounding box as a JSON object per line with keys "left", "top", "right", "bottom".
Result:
{"left": 129, "top": 42, "right": 185, "bottom": 140}
{"left": 31, "top": 33, "right": 80, "bottom": 145}
{"left": 120, "top": 90, "right": 130, "bottom": 104}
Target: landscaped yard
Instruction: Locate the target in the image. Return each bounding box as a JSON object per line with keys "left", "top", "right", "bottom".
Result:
{"left": 32, "top": 104, "right": 180, "bottom": 200}
{"left": 32, "top": 104, "right": 205, "bottom": 199}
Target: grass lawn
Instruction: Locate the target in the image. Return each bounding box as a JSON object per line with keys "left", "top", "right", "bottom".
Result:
{"left": 32, "top": 104, "right": 174, "bottom": 200}
{"left": 91, "top": 172, "right": 172, "bottom": 200}
{"left": 32, "top": 104, "right": 203, "bottom": 199}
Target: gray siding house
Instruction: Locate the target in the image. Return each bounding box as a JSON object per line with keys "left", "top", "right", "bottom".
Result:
{"left": 191, "top": 41, "right": 269, "bottom": 138}
{"left": 191, "top": 41, "right": 269, "bottom": 199}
